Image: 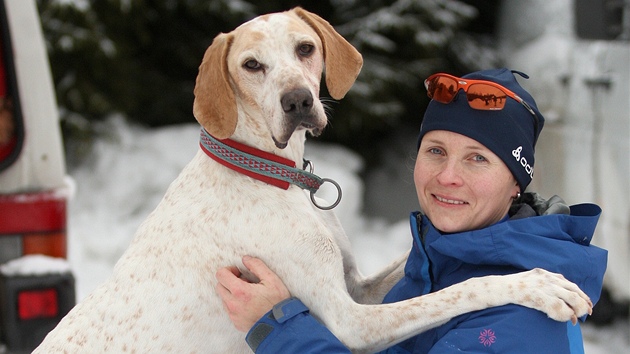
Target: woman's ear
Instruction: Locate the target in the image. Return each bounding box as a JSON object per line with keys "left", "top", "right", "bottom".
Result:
{"left": 513, "top": 183, "right": 521, "bottom": 199}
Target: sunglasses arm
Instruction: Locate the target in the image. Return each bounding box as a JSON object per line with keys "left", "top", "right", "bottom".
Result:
{"left": 514, "top": 95, "right": 536, "bottom": 116}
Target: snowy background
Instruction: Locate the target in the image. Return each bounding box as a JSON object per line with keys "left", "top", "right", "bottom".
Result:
{"left": 63, "top": 118, "right": 628, "bottom": 353}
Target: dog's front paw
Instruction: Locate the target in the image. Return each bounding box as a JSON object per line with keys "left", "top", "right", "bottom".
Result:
{"left": 508, "top": 268, "right": 592, "bottom": 324}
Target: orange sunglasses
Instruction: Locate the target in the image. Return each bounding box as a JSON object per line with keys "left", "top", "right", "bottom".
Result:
{"left": 424, "top": 72, "right": 537, "bottom": 115}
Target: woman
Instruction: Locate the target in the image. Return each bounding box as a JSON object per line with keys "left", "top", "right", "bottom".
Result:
{"left": 216, "top": 68, "right": 608, "bottom": 353}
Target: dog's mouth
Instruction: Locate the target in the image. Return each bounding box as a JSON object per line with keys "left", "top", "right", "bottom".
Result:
{"left": 273, "top": 137, "right": 288, "bottom": 149}
{"left": 300, "top": 122, "right": 323, "bottom": 136}
{"left": 272, "top": 121, "right": 324, "bottom": 149}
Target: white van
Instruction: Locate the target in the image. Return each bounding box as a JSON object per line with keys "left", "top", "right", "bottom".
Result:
{"left": 0, "top": 0, "right": 74, "bottom": 351}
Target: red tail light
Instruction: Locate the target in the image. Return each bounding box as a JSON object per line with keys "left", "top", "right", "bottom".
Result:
{"left": 17, "top": 288, "right": 59, "bottom": 320}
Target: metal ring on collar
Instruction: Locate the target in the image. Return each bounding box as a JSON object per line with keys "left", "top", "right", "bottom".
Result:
{"left": 302, "top": 159, "right": 314, "bottom": 173}
{"left": 310, "top": 178, "right": 342, "bottom": 210}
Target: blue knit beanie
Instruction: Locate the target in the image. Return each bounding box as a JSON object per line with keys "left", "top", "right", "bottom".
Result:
{"left": 418, "top": 68, "right": 544, "bottom": 192}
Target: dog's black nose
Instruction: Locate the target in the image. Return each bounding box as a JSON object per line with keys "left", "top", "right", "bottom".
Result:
{"left": 281, "top": 88, "right": 313, "bottom": 114}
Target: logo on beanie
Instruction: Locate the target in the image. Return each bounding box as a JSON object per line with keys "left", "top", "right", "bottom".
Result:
{"left": 512, "top": 146, "right": 534, "bottom": 180}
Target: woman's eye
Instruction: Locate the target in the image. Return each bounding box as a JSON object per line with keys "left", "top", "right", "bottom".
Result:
{"left": 244, "top": 59, "right": 262, "bottom": 71}
{"left": 297, "top": 44, "right": 314, "bottom": 57}
{"left": 428, "top": 147, "right": 443, "bottom": 155}
{"left": 472, "top": 154, "right": 487, "bottom": 162}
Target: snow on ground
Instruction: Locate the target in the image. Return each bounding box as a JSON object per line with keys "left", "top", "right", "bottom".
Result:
{"left": 66, "top": 118, "right": 628, "bottom": 353}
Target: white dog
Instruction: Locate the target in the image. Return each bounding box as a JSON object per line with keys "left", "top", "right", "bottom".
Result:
{"left": 35, "top": 7, "right": 591, "bottom": 353}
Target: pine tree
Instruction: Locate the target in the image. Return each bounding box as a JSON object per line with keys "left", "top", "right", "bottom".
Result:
{"left": 319, "top": 0, "right": 499, "bottom": 158}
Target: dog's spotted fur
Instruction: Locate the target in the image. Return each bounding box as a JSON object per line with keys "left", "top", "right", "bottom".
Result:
{"left": 34, "top": 8, "right": 591, "bottom": 353}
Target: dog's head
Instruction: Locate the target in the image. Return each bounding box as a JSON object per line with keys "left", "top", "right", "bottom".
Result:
{"left": 193, "top": 7, "right": 362, "bottom": 149}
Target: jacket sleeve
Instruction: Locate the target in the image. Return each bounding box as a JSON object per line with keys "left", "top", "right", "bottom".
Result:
{"left": 246, "top": 297, "right": 351, "bottom": 353}
{"left": 426, "top": 305, "right": 582, "bottom": 354}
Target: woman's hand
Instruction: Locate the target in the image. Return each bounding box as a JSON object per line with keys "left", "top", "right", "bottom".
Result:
{"left": 216, "top": 256, "right": 291, "bottom": 332}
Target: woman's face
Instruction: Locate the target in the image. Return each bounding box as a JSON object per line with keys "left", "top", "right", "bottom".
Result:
{"left": 414, "top": 130, "right": 520, "bottom": 233}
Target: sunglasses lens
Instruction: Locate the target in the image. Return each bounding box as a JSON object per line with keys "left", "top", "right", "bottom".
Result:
{"left": 426, "top": 76, "right": 458, "bottom": 104}
{"left": 467, "top": 84, "right": 508, "bottom": 110}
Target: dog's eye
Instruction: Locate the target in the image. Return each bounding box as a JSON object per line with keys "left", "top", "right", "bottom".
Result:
{"left": 297, "top": 44, "right": 314, "bottom": 57}
{"left": 243, "top": 59, "right": 262, "bottom": 71}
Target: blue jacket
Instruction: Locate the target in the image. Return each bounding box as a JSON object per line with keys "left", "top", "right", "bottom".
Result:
{"left": 246, "top": 203, "right": 607, "bottom": 353}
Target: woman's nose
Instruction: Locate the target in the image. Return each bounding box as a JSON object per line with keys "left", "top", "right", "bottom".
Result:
{"left": 436, "top": 160, "right": 464, "bottom": 186}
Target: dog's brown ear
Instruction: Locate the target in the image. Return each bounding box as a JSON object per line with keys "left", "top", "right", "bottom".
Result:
{"left": 293, "top": 7, "right": 363, "bottom": 100}
{"left": 193, "top": 33, "right": 237, "bottom": 139}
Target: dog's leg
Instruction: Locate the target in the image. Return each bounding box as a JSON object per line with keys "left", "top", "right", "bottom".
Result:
{"left": 307, "top": 269, "right": 589, "bottom": 353}
{"left": 277, "top": 228, "right": 591, "bottom": 353}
